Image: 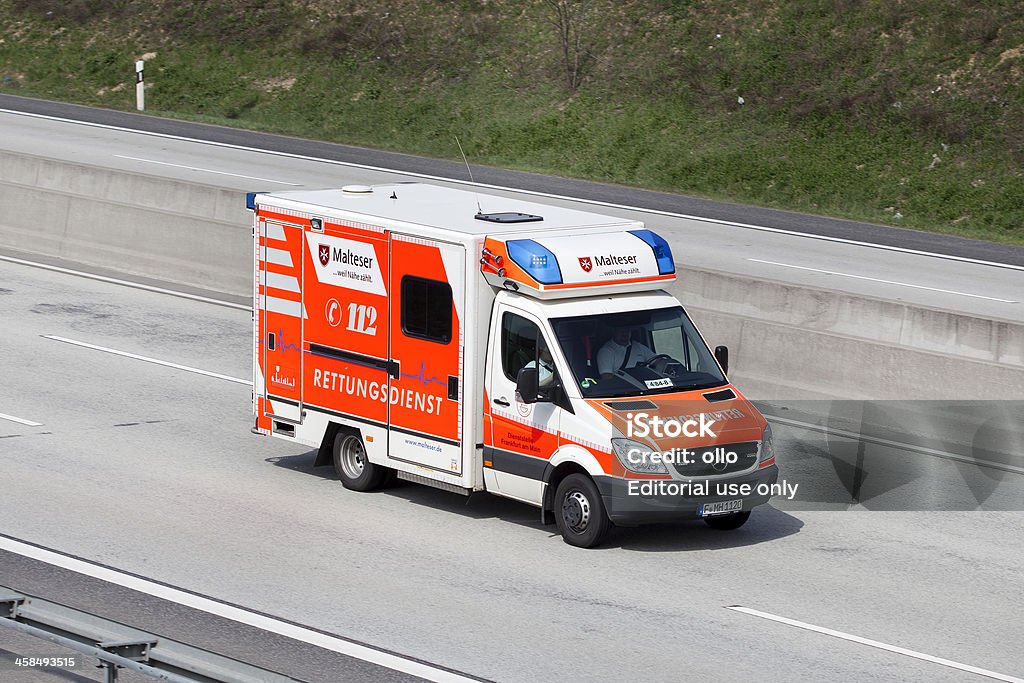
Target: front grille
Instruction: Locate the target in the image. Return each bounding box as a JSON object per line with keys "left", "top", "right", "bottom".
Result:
{"left": 673, "top": 441, "right": 758, "bottom": 477}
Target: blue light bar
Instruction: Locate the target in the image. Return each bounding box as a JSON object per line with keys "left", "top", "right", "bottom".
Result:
{"left": 629, "top": 230, "right": 675, "bottom": 275}
{"left": 506, "top": 239, "right": 563, "bottom": 285}
{"left": 245, "top": 192, "right": 258, "bottom": 210}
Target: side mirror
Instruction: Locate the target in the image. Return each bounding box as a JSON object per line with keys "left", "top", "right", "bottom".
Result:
{"left": 516, "top": 367, "right": 540, "bottom": 404}
{"left": 714, "top": 345, "right": 729, "bottom": 375}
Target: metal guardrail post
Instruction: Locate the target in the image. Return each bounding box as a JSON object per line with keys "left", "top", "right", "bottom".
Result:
{"left": 1, "top": 616, "right": 196, "bottom": 682}
{"left": 0, "top": 593, "right": 25, "bottom": 619}
{"left": 98, "top": 639, "right": 159, "bottom": 682}
{"left": 0, "top": 587, "right": 299, "bottom": 682}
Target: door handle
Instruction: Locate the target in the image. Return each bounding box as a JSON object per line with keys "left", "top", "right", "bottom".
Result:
{"left": 493, "top": 398, "right": 510, "bottom": 407}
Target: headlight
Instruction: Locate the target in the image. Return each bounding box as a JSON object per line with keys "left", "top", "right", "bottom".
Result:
{"left": 759, "top": 424, "right": 775, "bottom": 463}
{"left": 611, "top": 438, "right": 669, "bottom": 474}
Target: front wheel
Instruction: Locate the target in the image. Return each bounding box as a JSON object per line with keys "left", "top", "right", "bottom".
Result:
{"left": 554, "top": 474, "right": 612, "bottom": 548}
{"left": 333, "top": 431, "right": 388, "bottom": 491}
{"left": 703, "top": 510, "right": 751, "bottom": 530}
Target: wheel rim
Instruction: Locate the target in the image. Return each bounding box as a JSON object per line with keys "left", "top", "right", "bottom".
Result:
{"left": 561, "top": 489, "right": 591, "bottom": 534}
{"left": 339, "top": 436, "right": 366, "bottom": 480}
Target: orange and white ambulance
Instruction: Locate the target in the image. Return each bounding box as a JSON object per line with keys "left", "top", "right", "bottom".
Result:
{"left": 248, "top": 183, "right": 778, "bottom": 547}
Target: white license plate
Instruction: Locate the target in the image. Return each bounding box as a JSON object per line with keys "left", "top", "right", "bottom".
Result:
{"left": 700, "top": 499, "right": 743, "bottom": 516}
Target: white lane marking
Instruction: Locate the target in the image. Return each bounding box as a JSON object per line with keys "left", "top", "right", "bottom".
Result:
{"left": 114, "top": 154, "right": 301, "bottom": 185}
{"left": 728, "top": 606, "right": 1024, "bottom": 683}
{"left": 0, "top": 412, "right": 43, "bottom": 427}
{"left": 43, "top": 336, "right": 252, "bottom": 386}
{"left": 766, "top": 415, "right": 1024, "bottom": 476}
{"left": 0, "top": 536, "right": 479, "bottom": 683}
{"left": 0, "top": 254, "right": 250, "bottom": 311}
{"left": 748, "top": 258, "right": 1018, "bottom": 303}
{"left": 4, "top": 107, "right": 1023, "bottom": 273}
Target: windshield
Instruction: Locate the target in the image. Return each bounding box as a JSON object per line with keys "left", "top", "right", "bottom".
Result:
{"left": 550, "top": 306, "right": 727, "bottom": 398}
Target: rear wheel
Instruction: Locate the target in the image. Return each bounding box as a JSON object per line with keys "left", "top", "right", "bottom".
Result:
{"left": 703, "top": 510, "right": 751, "bottom": 530}
{"left": 554, "top": 474, "right": 611, "bottom": 548}
{"left": 333, "top": 431, "right": 388, "bottom": 491}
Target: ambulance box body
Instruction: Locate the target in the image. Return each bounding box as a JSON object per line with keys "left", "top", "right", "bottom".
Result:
{"left": 249, "top": 183, "right": 778, "bottom": 547}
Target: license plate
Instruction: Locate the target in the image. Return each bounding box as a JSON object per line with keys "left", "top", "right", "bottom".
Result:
{"left": 699, "top": 499, "right": 743, "bottom": 516}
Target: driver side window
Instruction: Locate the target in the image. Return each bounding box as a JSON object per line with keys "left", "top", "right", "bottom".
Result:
{"left": 501, "top": 313, "right": 556, "bottom": 397}
{"left": 501, "top": 313, "right": 540, "bottom": 381}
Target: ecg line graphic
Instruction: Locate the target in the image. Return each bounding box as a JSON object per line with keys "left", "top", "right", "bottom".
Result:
{"left": 256, "top": 329, "right": 300, "bottom": 352}
{"left": 402, "top": 361, "right": 448, "bottom": 387}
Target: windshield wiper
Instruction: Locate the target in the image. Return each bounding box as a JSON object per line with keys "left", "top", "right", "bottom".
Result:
{"left": 667, "top": 380, "right": 728, "bottom": 392}
{"left": 585, "top": 381, "right": 725, "bottom": 399}
{"left": 587, "top": 389, "right": 646, "bottom": 399}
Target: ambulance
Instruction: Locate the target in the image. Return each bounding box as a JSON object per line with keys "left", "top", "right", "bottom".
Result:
{"left": 248, "top": 183, "right": 779, "bottom": 547}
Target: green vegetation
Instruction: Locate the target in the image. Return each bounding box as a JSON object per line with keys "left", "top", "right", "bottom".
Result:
{"left": 2, "top": 0, "right": 1023, "bottom": 243}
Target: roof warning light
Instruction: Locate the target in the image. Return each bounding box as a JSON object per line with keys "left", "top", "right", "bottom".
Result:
{"left": 629, "top": 230, "right": 675, "bottom": 274}
{"left": 506, "top": 239, "right": 562, "bottom": 284}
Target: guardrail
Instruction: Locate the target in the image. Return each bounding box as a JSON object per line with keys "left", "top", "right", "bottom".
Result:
{"left": 0, "top": 588, "right": 296, "bottom": 682}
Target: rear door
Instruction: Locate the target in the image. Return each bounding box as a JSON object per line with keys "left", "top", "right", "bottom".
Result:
{"left": 301, "top": 221, "right": 391, "bottom": 431}
{"left": 387, "top": 234, "right": 466, "bottom": 475}
{"left": 258, "top": 217, "right": 304, "bottom": 423}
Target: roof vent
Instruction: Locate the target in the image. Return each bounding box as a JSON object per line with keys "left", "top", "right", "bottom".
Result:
{"left": 603, "top": 400, "right": 658, "bottom": 411}
{"left": 474, "top": 211, "right": 543, "bottom": 224}
{"left": 341, "top": 185, "right": 373, "bottom": 194}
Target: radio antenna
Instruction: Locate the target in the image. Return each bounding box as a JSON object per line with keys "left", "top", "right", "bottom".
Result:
{"left": 455, "top": 136, "right": 483, "bottom": 215}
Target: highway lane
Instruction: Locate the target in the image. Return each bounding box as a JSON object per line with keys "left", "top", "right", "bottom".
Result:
{"left": 2, "top": 260, "right": 1024, "bottom": 681}
{"left": 3, "top": 92, "right": 1024, "bottom": 270}
{"left": 0, "top": 108, "right": 1022, "bottom": 323}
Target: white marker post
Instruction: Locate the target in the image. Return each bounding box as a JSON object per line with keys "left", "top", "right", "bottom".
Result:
{"left": 135, "top": 59, "right": 145, "bottom": 111}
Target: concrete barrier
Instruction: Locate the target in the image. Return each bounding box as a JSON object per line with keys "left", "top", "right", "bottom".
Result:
{"left": 670, "top": 271, "right": 1024, "bottom": 400}
{"left": 0, "top": 151, "right": 250, "bottom": 294}
{"left": 2, "top": 149, "right": 1021, "bottom": 400}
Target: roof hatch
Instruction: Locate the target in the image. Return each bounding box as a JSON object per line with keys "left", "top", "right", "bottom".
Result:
{"left": 474, "top": 211, "right": 544, "bottom": 224}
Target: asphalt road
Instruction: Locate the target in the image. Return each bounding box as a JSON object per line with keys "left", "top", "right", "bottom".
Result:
{"left": 0, "top": 97, "right": 1022, "bottom": 324}
{"left": 2, "top": 259, "right": 1023, "bottom": 682}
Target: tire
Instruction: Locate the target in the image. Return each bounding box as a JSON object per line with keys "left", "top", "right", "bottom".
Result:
{"left": 703, "top": 510, "right": 751, "bottom": 530}
{"left": 554, "top": 474, "right": 612, "bottom": 548}
{"left": 333, "top": 431, "right": 388, "bottom": 491}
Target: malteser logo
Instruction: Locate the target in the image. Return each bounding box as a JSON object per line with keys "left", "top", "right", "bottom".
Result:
{"left": 578, "top": 256, "right": 593, "bottom": 272}
{"left": 307, "top": 236, "right": 385, "bottom": 296}
{"left": 594, "top": 254, "right": 638, "bottom": 267}
{"left": 329, "top": 248, "right": 374, "bottom": 269}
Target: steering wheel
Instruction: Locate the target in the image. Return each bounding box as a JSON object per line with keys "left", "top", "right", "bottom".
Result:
{"left": 641, "top": 354, "right": 675, "bottom": 368}
{"left": 641, "top": 354, "right": 684, "bottom": 377}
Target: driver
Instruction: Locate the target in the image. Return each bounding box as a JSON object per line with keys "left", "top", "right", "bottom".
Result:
{"left": 598, "top": 326, "right": 655, "bottom": 378}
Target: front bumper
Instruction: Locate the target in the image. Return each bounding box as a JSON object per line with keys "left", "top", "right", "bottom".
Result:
{"left": 596, "top": 464, "right": 780, "bottom": 525}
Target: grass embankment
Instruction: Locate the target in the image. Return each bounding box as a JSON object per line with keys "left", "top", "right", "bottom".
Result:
{"left": 2, "top": 0, "right": 1022, "bottom": 243}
